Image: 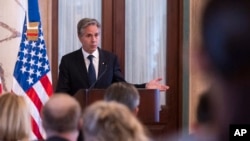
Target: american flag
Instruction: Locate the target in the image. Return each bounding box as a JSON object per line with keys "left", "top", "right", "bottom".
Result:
{"left": 12, "top": 16, "right": 53, "bottom": 140}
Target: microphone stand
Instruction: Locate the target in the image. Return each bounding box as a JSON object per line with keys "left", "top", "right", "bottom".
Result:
{"left": 85, "top": 64, "right": 107, "bottom": 107}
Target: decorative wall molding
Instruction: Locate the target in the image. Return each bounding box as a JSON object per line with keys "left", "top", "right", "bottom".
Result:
{"left": 0, "top": 21, "right": 21, "bottom": 44}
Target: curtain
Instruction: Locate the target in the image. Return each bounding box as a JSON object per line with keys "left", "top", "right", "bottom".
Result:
{"left": 58, "top": 0, "right": 102, "bottom": 63}
{"left": 125, "top": 0, "right": 167, "bottom": 105}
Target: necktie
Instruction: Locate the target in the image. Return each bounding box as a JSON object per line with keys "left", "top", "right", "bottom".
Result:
{"left": 87, "top": 55, "right": 96, "bottom": 86}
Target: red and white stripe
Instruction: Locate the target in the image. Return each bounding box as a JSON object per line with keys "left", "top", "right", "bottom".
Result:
{"left": 12, "top": 71, "right": 53, "bottom": 140}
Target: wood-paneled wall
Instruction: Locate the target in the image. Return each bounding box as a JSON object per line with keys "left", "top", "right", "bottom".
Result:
{"left": 39, "top": 0, "right": 52, "bottom": 60}
{"left": 39, "top": 0, "right": 59, "bottom": 88}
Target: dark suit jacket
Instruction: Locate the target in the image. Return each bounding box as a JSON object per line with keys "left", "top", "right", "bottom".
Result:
{"left": 56, "top": 48, "right": 145, "bottom": 96}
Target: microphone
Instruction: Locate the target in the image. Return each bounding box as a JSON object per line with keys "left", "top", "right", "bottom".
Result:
{"left": 85, "top": 62, "right": 107, "bottom": 105}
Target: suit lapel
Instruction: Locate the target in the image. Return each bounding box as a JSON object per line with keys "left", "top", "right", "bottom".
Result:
{"left": 98, "top": 48, "right": 107, "bottom": 79}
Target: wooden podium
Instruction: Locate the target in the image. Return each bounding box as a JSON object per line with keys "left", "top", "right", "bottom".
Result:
{"left": 74, "top": 89, "right": 160, "bottom": 123}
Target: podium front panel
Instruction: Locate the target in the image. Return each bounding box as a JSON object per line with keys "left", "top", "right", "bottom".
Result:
{"left": 74, "top": 89, "right": 160, "bottom": 123}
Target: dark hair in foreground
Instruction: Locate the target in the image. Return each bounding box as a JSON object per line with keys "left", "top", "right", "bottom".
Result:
{"left": 201, "top": 0, "right": 250, "bottom": 140}
{"left": 201, "top": 0, "right": 250, "bottom": 81}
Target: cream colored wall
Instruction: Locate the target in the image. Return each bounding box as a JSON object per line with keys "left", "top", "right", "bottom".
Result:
{"left": 189, "top": 0, "right": 210, "bottom": 132}
{"left": 0, "top": 0, "right": 51, "bottom": 93}
{"left": 0, "top": 0, "right": 25, "bottom": 92}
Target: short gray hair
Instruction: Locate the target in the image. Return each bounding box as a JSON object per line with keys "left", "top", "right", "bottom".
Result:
{"left": 77, "top": 18, "right": 101, "bottom": 36}
{"left": 104, "top": 82, "right": 140, "bottom": 111}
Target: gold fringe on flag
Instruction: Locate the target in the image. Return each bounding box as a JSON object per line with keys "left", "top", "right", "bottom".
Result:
{"left": 27, "top": 22, "right": 39, "bottom": 41}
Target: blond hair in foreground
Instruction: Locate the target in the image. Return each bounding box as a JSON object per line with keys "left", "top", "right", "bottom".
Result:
{"left": 83, "top": 101, "right": 150, "bottom": 141}
{"left": 0, "top": 93, "right": 31, "bottom": 141}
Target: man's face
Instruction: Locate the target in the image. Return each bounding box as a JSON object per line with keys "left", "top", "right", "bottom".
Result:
{"left": 79, "top": 25, "right": 100, "bottom": 54}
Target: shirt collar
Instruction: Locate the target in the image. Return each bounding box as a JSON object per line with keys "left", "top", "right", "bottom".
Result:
{"left": 82, "top": 48, "right": 99, "bottom": 59}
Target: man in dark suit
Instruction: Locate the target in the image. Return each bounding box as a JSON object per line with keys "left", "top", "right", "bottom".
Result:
{"left": 56, "top": 18, "right": 169, "bottom": 96}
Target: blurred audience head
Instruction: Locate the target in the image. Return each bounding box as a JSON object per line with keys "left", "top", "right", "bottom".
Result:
{"left": 0, "top": 93, "right": 31, "bottom": 141}
{"left": 201, "top": 0, "right": 250, "bottom": 140}
{"left": 104, "top": 82, "right": 140, "bottom": 115}
{"left": 41, "top": 93, "right": 82, "bottom": 140}
{"left": 201, "top": 0, "right": 250, "bottom": 82}
{"left": 83, "top": 101, "right": 150, "bottom": 141}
